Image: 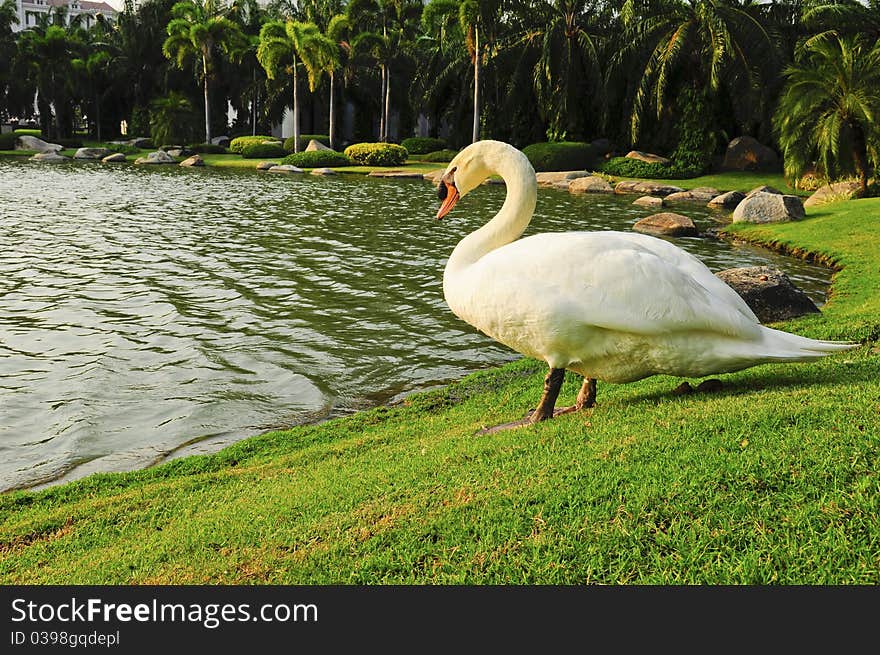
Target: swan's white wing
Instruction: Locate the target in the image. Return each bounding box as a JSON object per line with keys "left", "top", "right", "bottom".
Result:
{"left": 463, "top": 231, "right": 762, "bottom": 339}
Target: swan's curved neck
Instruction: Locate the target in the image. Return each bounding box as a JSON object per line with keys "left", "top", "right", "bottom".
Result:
{"left": 444, "top": 152, "right": 537, "bottom": 276}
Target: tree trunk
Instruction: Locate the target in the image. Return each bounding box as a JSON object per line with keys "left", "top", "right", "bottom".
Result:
{"left": 853, "top": 126, "right": 869, "bottom": 195}
{"left": 252, "top": 67, "right": 257, "bottom": 136}
{"left": 202, "top": 54, "right": 212, "bottom": 144}
{"left": 293, "top": 61, "right": 301, "bottom": 152}
{"left": 95, "top": 92, "right": 101, "bottom": 142}
{"left": 329, "top": 71, "right": 335, "bottom": 150}
{"left": 472, "top": 26, "right": 480, "bottom": 144}
{"left": 379, "top": 64, "right": 386, "bottom": 141}
{"left": 384, "top": 66, "right": 391, "bottom": 142}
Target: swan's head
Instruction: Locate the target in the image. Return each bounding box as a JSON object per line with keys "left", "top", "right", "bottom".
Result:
{"left": 436, "top": 140, "right": 528, "bottom": 219}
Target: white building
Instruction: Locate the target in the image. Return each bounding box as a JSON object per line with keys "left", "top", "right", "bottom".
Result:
{"left": 13, "top": 0, "right": 117, "bottom": 32}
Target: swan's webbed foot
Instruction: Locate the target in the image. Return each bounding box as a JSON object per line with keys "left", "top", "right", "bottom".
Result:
{"left": 476, "top": 367, "right": 565, "bottom": 435}
{"left": 553, "top": 377, "right": 597, "bottom": 416}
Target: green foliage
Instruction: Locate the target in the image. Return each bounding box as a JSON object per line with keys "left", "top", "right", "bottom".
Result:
{"left": 283, "top": 134, "right": 330, "bottom": 152}
{"left": 149, "top": 92, "right": 196, "bottom": 147}
{"left": 401, "top": 136, "right": 448, "bottom": 154}
{"left": 522, "top": 141, "right": 598, "bottom": 172}
{"left": 0, "top": 132, "right": 18, "bottom": 149}
{"left": 280, "top": 150, "right": 351, "bottom": 167}
{"left": 100, "top": 142, "right": 140, "bottom": 155}
{"left": 229, "top": 135, "right": 278, "bottom": 154}
{"left": 240, "top": 142, "right": 286, "bottom": 158}
{"left": 421, "top": 149, "right": 459, "bottom": 162}
{"left": 55, "top": 137, "right": 84, "bottom": 148}
{"left": 128, "top": 107, "right": 151, "bottom": 141}
{"left": 13, "top": 128, "right": 41, "bottom": 136}
{"left": 598, "top": 156, "right": 701, "bottom": 179}
{"left": 189, "top": 143, "right": 228, "bottom": 154}
{"left": 669, "top": 88, "right": 717, "bottom": 175}
{"left": 344, "top": 142, "right": 409, "bottom": 166}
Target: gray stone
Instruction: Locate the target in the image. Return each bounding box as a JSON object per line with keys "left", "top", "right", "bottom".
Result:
{"left": 179, "top": 154, "right": 204, "bottom": 167}
{"left": 568, "top": 176, "right": 613, "bottom": 194}
{"left": 625, "top": 150, "right": 671, "bottom": 165}
{"left": 127, "top": 137, "right": 152, "bottom": 148}
{"left": 101, "top": 152, "right": 127, "bottom": 163}
{"left": 746, "top": 185, "right": 782, "bottom": 198}
{"left": 211, "top": 135, "right": 230, "bottom": 147}
{"left": 73, "top": 147, "right": 112, "bottom": 160}
{"left": 310, "top": 167, "right": 337, "bottom": 175}
{"left": 134, "top": 150, "right": 176, "bottom": 165}
{"left": 721, "top": 136, "right": 779, "bottom": 171}
{"left": 707, "top": 190, "right": 746, "bottom": 209}
{"left": 256, "top": 161, "right": 275, "bottom": 171}
{"left": 716, "top": 266, "right": 820, "bottom": 323}
{"left": 633, "top": 195, "right": 665, "bottom": 208}
{"left": 732, "top": 191, "right": 805, "bottom": 223}
{"left": 803, "top": 181, "right": 864, "bottom": 209}
{"left": 664, "top": 188, "right": 720, "bottom": 203}
{"left": 632, "top": 212, "right": 698, "bottom": 237}
{"left": 305, "top": 139, "right": 333, "bottom": 152}
{"left": 268, "top": 164, "right": 304, "bottom": 174}
{"left": 615, "top": 180, "right": 684, "bottom": 196}
{"left": 29, "top": 151, "right": 68, "bottom": 162}
{"left": 17, "top": 135, "right": 62, "bottom": 153}
{"left": 535, "top": 171, "right": 590, "bottom": 187}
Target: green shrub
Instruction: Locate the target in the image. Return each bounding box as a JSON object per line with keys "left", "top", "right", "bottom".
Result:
{"left": 421, "top": 149, "right": 459, "bottom": 163}
{"left": 344, "top": 142, "right": 408, "bottom": 166}
{"left": 229, "top": 135, "right": 278, "bottom": 154}
{"left": 0, "top": 132, "right": 18, "bottom": 149}
{"left": 522, "top": 141, "right": 598, "bottom": 172}
{"left": 240, "top": 142, "right": 286, "bottom": 159}
{"left": 401, "top": 137, "right": 447, "bottom": 155}
{"left": 100, "top": 142, "right": 140, "bottom": 155}
{"left": 280, "top": 150, "right": 351, "bottom": 168}
{"left": 189, "top": 143, "right": 228, "bottom": 154}
{"left": 55, "top": 137, "right": 83, "bottom": 148}
{"left": 13, "top": 128, "right": 41, "bottom": 136}
{"left": 598, "top": 156, "right": 701, "bottom": 179}
{"left": 283, "top": 134, "right": 331, "bottom": 152}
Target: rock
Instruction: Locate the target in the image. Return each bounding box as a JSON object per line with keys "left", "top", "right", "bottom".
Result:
{"left": 568, "top": 176, "right": 613, "bottom": 194}
{"left": 73, "top": 147, "right": 112, "bottom": 160}
{"left": 367, "top": 170, "right": 424, "bottom": 178}
{"left": 310, "top": 167, "right": 337, "bottom": 175}
{"left": 625, "top": 150, "right": 671, "bottom": 165}
{"left": 633, "top": 195, "right": 665, "bottom": 208}
{"left": 127, "top": 137, "right": 152, "bottom": 148}
{"left": 163, "top": 147, "right": 194, "bottom": 158}
{"left": 179, "top": 154, "right": 204, "bottom": 167}
{"left": 268, "top": 164, "right": 304, "bottom": 174}
{"left": 17, "top": 135, "right": 62, "bottom": 153}
{"left": 803, "top": 181, "right": 864, "bottom": 209}
{"left": 256, "top": 161, "right": 275, "bottom": 171}
{"left": 746, "top": 185, "right": 782, "bottom": 198}
{"left": 134, "top": 150, "right": 176, "bottom": 165}
{"left": 664, "top": 188, "right": 720, "bottom": 203}
{"left": 721, "top": 136, "right": 779, "bottom": 171}
{"left": 632, "top": 212, "right": 698, "bottom": 237}
{"left": 715, "top": 266, "right": 820, "bottom": 323}
{"left": 732, "top": 191, "right": 805, "bottom": 223}
{"left": 305, "top": 139, "right": 333, "bottom": 152}
{"left": 29, "top": 151, "right": 68, "bottom": 162}
{"left": 614, "top": 180, "right": 684, "bottom": 196}
{"left": 554, "top": 180, "right": 573, "bottom": 190}
{"left": 591, "top": 138, "right": 613, "bottom": 155}
{"left": 535, "top": 171, "right": 590, "bottom": 187}
{"left": 211, "top": 135, "right": 230, "bottom": 147}
{"left": 101, "top": 152, "right": 127, "bottom": 163}
{"left": 707, "top": 190, "right": 745, "bottom": 209}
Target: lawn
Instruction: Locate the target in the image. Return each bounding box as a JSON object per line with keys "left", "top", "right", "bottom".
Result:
{"left": 1, "top": 198, "right": 877, "bottom": 584}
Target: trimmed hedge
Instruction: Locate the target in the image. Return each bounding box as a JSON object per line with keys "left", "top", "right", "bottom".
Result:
{"left": 401, "top": 137, "right": 447, "bottom": 155}
{"left": 13, "top": 128, "right": 41, "bottom": 136}
{"left": 280, "top": 150, "right": 351, "bottom": 168}
{"left": 189, "top": 143, "right": 228, "bottom": 154}
{"left": 421, "top": 149, "right": 459, "bottom": 163}
{"left": 240, "top": 142, "right": 286, "bottom": 159}
{"left": 598, "top": 156, "right": 701, "bottom": 179}
{"left": 522, "top": 141, "right": 598, "bottom": 172}
{"left": 0, "top": 132, "right": 18, "bottom": 149}
{"left": 283, "top": 134, "right": 331, "bottom": 152}
{"left": 344, "top": 142, "right": 408, "bottom": 166}
{"left": 230, "top": 135, "right": 279, "bottom": 154}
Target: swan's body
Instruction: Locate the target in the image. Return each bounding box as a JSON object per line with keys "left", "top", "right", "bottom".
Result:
{"left": 436, "top": 140, "right": 856, "bottom": 427}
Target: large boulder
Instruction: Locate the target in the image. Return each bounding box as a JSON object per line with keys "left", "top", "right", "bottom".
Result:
{"left": 664, "top": 187, "right": 720, "bottom": 203}
{"left": 707, "top": 190, "right": 746, "bottom": 209}
{"left": 134, "top": 150, "right": 176, "bottom": 165}
{"left": 311, "top": 167, "right": 338, "bottom": 175}
{"left": 625, "top": 150, "right": 671, "bottom": 165}
{"left": 732, "top": 191, "right": 805, "bottom": 223}
{"left": 615, "top": 180, "right": 684, "bottom": 196}
{"left": 746, "top": 185, "right": 782, "bottom": 198}
{"left": 179, "top": 154, "right": 204, "bottom": 167}
{"left": 715, "top": 266, "right": 820, "bottom": 323}
{"left": 803, "top": 181, "right": 864, "bottom": 209}
{"left": 305, "top": 139, "right": 333, "bottom": 152}
{"left": 73, "top": 147, "right": 112, "bottom": 160}
{"left": 632, "top": 195, "right": 665, "bottom": 208}
{"left": 268, "top": 164, "right": 304, "bottom": 174}
{"left": 127, "top": 137, "right": 153, "bottom": 148}
{"left": 256, "top": 161, "right": 276, "bottom": 171}
{"left": 568, "top": 176, "right": 613, "bottom": 194}
{"left": 16, "top": 135, "right": 62, "bottom": 153}
{"left": 721, "top": 136, "right": 779, "bottom": 171}
{"left": 30, "top": 151, "right": 68, "bottom": 162}
{"left": 535, "top": 171, "right": 590, "bottom": 187}
{"left": 211, "top": 135, "right": 230, "bottom": 147}
{"left": 101, "top": 152, "right": 127, "bottom": 163}
{"left": 633, "top": 212, "right": 698, "bottom": 237}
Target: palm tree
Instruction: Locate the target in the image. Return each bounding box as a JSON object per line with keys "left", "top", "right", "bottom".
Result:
{"left": 72, "top": 49, "right": 113, "bottom": 141}
{"left": 257, "top": 19, "right": 332, "bottom": 152}
{"left": 0, "top": 0, "right": 18, "bottom": 121}
{"left": 802, "top": 0, "right": 880, "bottom": 42}
{"left": 324, "top": 14, "right": 350, "bottom": 150}
{"left": 774, "top": 34, "right": 880, "bottom": 194}
{"left": 162, "top": 0, "right": 246, "bottom": 144}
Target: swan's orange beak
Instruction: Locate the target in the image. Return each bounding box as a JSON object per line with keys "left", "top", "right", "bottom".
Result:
{"left": 436, "top": 170, "right": 459, "bottom": 219}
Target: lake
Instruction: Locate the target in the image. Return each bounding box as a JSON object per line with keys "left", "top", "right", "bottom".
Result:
{"left": 0, "top": 159, "right": 831, "bottom": 491}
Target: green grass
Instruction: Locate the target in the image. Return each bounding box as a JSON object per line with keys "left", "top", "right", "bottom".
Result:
{"left": 612, "top": 171, "right": 806, "bottom": 196}
{"left": 1, "top": 198, "right": 878, "bottom": 584}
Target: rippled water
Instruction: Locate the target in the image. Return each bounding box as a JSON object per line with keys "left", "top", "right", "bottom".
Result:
{"left": 0, "top": 159, "right": 831, "bottom": 491}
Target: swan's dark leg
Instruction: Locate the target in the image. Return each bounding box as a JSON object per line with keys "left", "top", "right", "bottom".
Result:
{"left": 554, "top": 377, "right": 597, "bottom": 416}
{"left": 476, "top": 367, "right": 565, "bottom": 435}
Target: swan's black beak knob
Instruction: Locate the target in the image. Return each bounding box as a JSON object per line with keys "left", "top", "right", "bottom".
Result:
{"left": 436, "top": 170, "right": 459, "bottom": 220}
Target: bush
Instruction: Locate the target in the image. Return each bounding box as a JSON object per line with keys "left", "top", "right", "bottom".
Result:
{"left": 240, "top": 142, "right": 286, "bottom": 159}
{"left": 283, "top": 134, "right": 331, "bottom": 152}
{"left": 344, "top": 142, "right": 408, "bottom": 166}
{"left": 229, "top": 135, "right": 278, "bottom": 154}
{"left": 401, "top": 137, "right": 447, "bottom": 155}
{"left": 421, "top": 149, "right": 459, "bottom": 163}
{"left": 189, "top": 143, "right": 228, "bottom": 154}
{"left": 0, "top": 132, "right": 18, "bottom": 149}
{"left": 280, "top": 150, "right": 351, "bottom": 168}
{"left": 522, "top": 141, "right": 598, "bottom": 172}
{"left": 55, "top": 137, "right": 84, "bottom": 148}
{"left": 100, "top": 142, "right": 140, "bottom": 155}
{"left": 598, "top": 156, "right": 701, "bottom": 179}
{"left": 13, "top": 128, "right": 41, "bottom": 136}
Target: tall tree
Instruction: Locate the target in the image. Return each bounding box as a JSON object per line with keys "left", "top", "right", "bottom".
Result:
{"left": 774, "top": 34, "right": 880, "bottom": 194}
{"left": 324, "top": 14, "right": 349, "bottom": 149}
{"left": 162, "top": 0, "right": 246, "bottom": 143}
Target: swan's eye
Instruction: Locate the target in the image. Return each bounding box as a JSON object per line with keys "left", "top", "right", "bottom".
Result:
{"left": 437, "top": 182, "right": 448, "bottom": 201}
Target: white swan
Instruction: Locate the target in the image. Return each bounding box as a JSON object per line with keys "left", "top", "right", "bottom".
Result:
{"left": 435, "top": 140, "right": 857, "bottom": 431}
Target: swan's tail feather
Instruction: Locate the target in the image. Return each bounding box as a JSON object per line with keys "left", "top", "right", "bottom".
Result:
{"left": 756, "top": 327, "right": 860, "bottom": 361}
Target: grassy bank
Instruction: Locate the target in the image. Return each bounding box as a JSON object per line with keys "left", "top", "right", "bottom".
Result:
{"left": 1, "top": 197, "right": 878, "bottom": 584}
